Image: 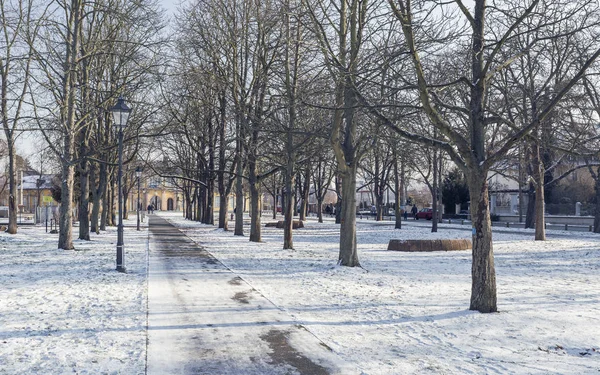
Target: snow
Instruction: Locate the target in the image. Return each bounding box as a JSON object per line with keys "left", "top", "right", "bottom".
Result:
{"left": 165, "top": 213, "right": 600, "bottom": 375}
{"left": 1, "top": 211, "right": 599, "bottom": 374}
{"left": 0, "top": 221, "right": 148, "bottom": 374}
{"left": 145, "top": 214, "right": 355, "bottom": 374}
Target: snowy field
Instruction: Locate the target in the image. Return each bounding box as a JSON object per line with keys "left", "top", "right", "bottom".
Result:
{"left": 165, "top": 212, "right": 600, "bottom": 375}
{"left": 0, "top": 220, "right": 148, "bottom": 375}
{"left": 0, "top": 211, "right": 599, "bottom": 374}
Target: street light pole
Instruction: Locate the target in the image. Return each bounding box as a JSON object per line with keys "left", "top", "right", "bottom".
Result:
{"left": 136, "top": 166, "right": 142, "bottom": 231}
{"left": 110, "top": 96, "right": 131, "bottom": 273}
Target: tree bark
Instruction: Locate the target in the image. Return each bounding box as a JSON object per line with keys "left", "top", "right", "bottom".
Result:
{"left": 393, "top": 152, "right": 402, "bottom": 229}
{"left": 283, "top": 163, "right": 294, "bottom": 249}
{"left": 335, "top": 176, "right": 342, "bottom": 224}
{"left": 532, "top": 143, "right": 546, "bottom": 240}
{"left": 248, "top": 157, "right": 261, "bottom": 243}
{"left": 57, "top": 0, "right": 82, "bottom": 250}
{"left": 467, "top": 173, "right": 497, "bottom": 313}
{"left": 594, "top": 169, "right": 600, "bottom": 233}
{"left": 234, "top": 165, "right": 244, "bottom": 236}
{"left": 6, "top": 140, "right": 17, "bottom": 234}
{"left": 432, "top": 147, "right": 438, "bottom": 232}
{"left": 100, "top": 178, "right": 109, "bottom": 231}
{"left": 78, "top": 156, "right": 90, "bottom": 240}
{"left": 272, "top": 190, "right": 277, "bottom": 219}
{"left": 339, "top": 164, "right": 359, "bottom": 266}
{"left": 317, "top": 196, "right": 324, "bottom": 223}
{"left": 219, "top": 194, "right": 229, "bottom": 230}
{"left": 525, "top": 181, "right": 535, "bottom": 229}
{"left": 58, "top": 134, "right": 75, "bottom": 250}
{"left": 299, "top": 168, "right": 310, "bottom": 221}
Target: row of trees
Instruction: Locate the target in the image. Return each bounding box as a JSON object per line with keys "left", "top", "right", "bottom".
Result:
{"left": 4, "top": 0, "right": 600, "bottom": 313}
{"left": 162, "top": 0, "right": 600, "bottom": 314}
{"left": 1, "top": 0, "right": 166, "bottom": 249}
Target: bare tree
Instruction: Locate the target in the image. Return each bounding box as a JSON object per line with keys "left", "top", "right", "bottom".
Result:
{"left": 1, "top": 0, "right": 43, "bottom": 234}
{"left": 306, "top": 0, "right": 380, "bottom": 267}
{"left": 359, "top": 0, "right": 600, "bottom": 312}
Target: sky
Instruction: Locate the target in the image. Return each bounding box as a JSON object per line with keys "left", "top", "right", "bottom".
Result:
{"left": 16, "top": 0, "right": 179, "bottom": 166}
{"left": 160, "top": 0, "right": 179, "bottom": 16}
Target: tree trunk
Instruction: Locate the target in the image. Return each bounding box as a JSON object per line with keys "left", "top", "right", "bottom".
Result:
{"left": 91, "top": 196, "right": 101, "bottom": 234}
{"left": 195, "top": 187, "right": 202, "bottom": 221}
{"left": 432, "top": 148, "right": 438, "bottom": 232}
{"left": 100, "top": 180, "right": 108, "bottom": 231}
{"left": 234, "top": 169, "right": 244, "bottom": 236}
{"left": 90, "top": 161, "right": 100, "bottom": 233}
{"left": 393, "top": 153, "right": 402, "bottom": 229}
{"left": 248, "top": 161, "right": 261, "bottom": 243}
{"left": 293, "top": 179, "right": 299, "bottom": 217}
{"left": 374, "top": 153, "right": 383, "bottom": 221}
{"left": 218, "top": 194, "right": 228, "bottom": 230}
{"left": 58, "top": 134, "right": 75, "bottom": 250}
{"left": 185, "top": 187, "right": 193, "bottom": 220}
{"left": 109, "top": 179, "right": 116, "bottom": 226}
{"left": 376, "top": 193, "right": 384, "bottom": 221}
{"left": 206, "top": 183, "right": 214, "bottom": 225}
{"left": 78, "top": 157, "right": 90, "bottom": 240}
{"left": 339, "top": 165, "right": 359, "bottom": 266}
{"left": 532, "top": 144, "right": 546, "bottom": 240}
{"left": 467, "top": 173, "right": 497, "bottom": 313}
{"left": 317, "top": 197, "right": 324, "bottom": 223}
{"left": 335, "top": 176, "right": 342, "bottom": 224}
{"left": 123, "top": 191, "right": 129, "bottom": 220}
{"left": 299, "top": 168, "right": 310, "bottom": 221}
{"left": 594, "top": 172, "right": 600, "bottom": 233}
{"left": 6, "top": 140, "right": 17, "bottom": 234}
{"left": 57, "top": 0, "right": 83, "bottom": 250}
{"left": 525, "top": 181, "right": 535, "bottom": 229}
{"left": 283, "top": 169, "right": 294, "bottom": 249}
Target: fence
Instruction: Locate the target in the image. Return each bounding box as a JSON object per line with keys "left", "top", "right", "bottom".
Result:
{"left": 545, "top": 203, "right": 595, "bottom": 216}
{"left": 36, "top": 205, "right": 59, "bottom": 225}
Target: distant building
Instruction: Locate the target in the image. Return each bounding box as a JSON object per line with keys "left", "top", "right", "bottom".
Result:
{"left": 19, "top": 174, "right": 57, "bottom": 212}
{"left": 130, "top": 175, "right": 237, "bottom": 213}
{"left": 0, "top": 173, "right": 58, "bottom": 214}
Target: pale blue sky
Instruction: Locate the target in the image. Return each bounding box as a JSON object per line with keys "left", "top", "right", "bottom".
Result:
{"left": 160, "top": 0, "right": 179, "bottom": 15}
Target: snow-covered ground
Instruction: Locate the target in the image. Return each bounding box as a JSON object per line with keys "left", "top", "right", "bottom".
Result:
{"left": 0, "top": 220, "right": 148, "bottom": 375}
{"left": 166, "top": 212, "right": 600, "bottom": 375}
{"left": 1, "top": 211, "right": 599, "bottom": 374}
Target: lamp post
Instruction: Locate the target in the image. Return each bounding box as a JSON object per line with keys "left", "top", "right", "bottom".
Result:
{"left": 136, "top": 166, "right": 142, "bottom": 231}
{"left": 110, "top": 96, "right": 131, "bottom": 273}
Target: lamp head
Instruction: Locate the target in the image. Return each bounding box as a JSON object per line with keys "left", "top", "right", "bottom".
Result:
{"left": 109, "top": 96, "right": 131, "bottom": 127}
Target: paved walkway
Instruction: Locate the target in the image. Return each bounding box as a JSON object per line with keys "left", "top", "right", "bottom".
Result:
{"left": 146, "top": 215, "right": 348, "bottom": 375}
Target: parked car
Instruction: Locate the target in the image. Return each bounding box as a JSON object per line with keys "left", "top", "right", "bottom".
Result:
{"left": 415, "top": 208, "right": 433, "bottom": 220}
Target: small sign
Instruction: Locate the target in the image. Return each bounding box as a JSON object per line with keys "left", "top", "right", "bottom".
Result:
{"left": 43, "top": 196, "right": 53, "bottom": 203}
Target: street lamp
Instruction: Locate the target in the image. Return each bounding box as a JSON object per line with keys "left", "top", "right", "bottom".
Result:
{"left": 136, "top": 166, "right": 142, "bottom": 231}
{"left": 110, "top": 96, "right": 131, "bottom": 273}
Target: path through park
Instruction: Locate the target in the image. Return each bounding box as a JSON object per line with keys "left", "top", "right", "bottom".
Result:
{"left": 146, "top": 215, "right": 350, "bottom": 375}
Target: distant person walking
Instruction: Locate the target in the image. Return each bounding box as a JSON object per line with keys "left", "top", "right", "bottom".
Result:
{"left": 411, "top": 204, "right": 418, "bottom": 219}
{"left": 148, "top": 204, "right": 154, "bottom": 214}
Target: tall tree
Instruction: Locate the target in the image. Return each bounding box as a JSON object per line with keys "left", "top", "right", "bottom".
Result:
{"left": 362, "top": 0, "right": 600, "bottom": 312}
{"left": 0, "top": 0, "right": 41, "bottom": 234}
{"left": 307, "top": 0, "right": 374, "bottom": 266}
